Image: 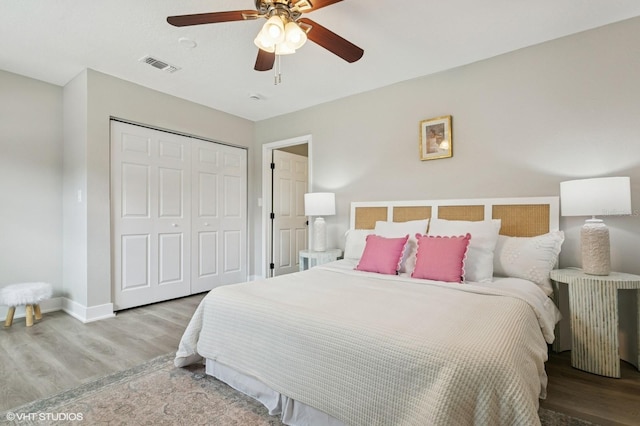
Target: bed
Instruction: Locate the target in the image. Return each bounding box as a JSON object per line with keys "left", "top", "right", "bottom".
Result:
{"left": 175, "top": 197, "right": 564, "bottom": 426}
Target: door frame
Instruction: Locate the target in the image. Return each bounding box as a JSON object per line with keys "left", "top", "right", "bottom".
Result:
{"left": 261, "top": 134, "right": 313, "bottom": 279}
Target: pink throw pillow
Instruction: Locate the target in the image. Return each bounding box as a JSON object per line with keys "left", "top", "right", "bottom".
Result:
{"left": 411, "top": 233, "right": 471, "bottom": 283}
{"left": 355, "top": 234, "right": 409, "bottom": 275}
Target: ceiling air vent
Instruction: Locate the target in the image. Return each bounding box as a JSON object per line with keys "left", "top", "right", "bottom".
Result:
{"left": 139, "top": 55, "right": 181, "bottom": 73}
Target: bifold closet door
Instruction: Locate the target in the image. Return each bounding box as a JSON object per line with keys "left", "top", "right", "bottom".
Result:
{"left": 191, "top": 140, "right": 247, "bottom": 293}
{"left": 111, "top": 121, "right": 248, "bottom": 310}
{"left": 111, "top": 121, "right": 192, "bottom": 310}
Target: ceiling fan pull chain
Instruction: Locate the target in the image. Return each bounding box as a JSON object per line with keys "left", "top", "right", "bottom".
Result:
{"left": 274, "top": 55, "right": 282, "bottom": 85}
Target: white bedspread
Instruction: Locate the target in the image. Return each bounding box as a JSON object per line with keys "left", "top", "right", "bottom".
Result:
{"left": 175, "top": 260, "right": 560, "bottom": 426}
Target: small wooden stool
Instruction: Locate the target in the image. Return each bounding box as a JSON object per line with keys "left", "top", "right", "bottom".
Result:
{"left": 0, "top": 282, "right": 52, "bottom": 327}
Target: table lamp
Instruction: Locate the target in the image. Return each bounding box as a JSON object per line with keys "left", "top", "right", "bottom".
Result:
{"left": 560, "top": 176, "right": 631, "bottom": 275}
{"left": 304, "top": 192, "right": 336, "bottom": 252}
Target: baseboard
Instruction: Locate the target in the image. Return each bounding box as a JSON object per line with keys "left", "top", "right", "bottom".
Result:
{"left": 62, "top": 298, "right": 115, "bottom": 323}
{"left": 0, "top": 296, "right": 115, "bottom": 324}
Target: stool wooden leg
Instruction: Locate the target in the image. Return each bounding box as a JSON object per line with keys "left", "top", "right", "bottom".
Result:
{"left": 25, "top": 305, "right": 34, "bottom": 327}
{"left": 4, "top": 307, "right": 15, "bottom": 327}
{"left": 34, "top": 304, "right": 42, "bottom": 321}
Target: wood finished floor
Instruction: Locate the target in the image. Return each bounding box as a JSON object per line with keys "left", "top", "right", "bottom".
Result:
{"left": 540, "top": 351, "right": 640, "bottom": 426}
{"left": 1, "top": 293, "right": 639, "bottom": 425}
{"left": 0, "top": 293, "right": 206, "bottom": 412}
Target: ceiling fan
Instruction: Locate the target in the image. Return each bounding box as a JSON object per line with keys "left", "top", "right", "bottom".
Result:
{"left": 167, "top": 0, "right": 364, "bottom": 73}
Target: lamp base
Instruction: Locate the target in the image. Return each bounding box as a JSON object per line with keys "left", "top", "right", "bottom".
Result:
{"left": 581, "top": 219, "right": 610, "bottom": 276}
{"left": 312, "top": 217, "right": 327, "bottom": 252}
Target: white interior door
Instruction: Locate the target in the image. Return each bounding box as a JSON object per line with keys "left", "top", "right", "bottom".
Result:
{"left": 111, "top": 121, "right": 192, "bottom": 310}
{"left": 272, "top": 150, "right": 308, "bottom": 276}
{"left": 191, "top": 140, "right": 247, "bottom": 292}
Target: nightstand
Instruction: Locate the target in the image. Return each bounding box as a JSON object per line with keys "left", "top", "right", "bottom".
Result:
{"left": 299, "top": 249, "right": 342, "bottom": 271}
{"left": 550, "top": 268, "right": 640, "bottom": 378}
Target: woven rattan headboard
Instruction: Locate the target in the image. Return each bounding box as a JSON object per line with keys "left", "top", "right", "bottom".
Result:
{"left": 350, "top": 197, "right": 559, "bottom": 237}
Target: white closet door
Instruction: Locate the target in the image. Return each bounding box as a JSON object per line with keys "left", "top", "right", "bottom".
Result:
{"left": 111, "top": 121, "right": 192, "bottom": 310}
{"left": 191, "top": 140, "right": 247, "bottom": 293}
{"left": 272, "top": 150, "right": 308, "bottom": 276}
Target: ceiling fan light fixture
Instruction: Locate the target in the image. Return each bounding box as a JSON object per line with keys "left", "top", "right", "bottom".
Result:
{"left": 263, "top": 15, "right": 285, "bottom": 44}
{"left": 166, "top": 0, "right": 365, "bottom": 76}
{"left": 254, "top": 32, "right": 276, "bottom": 52}
{"left": 284, "top": 21, "right": 307, "bottom": 50}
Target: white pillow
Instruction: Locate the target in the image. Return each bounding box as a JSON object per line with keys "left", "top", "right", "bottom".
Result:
{"left": 344, "top": 229, "right": 374, "bottom": 259}
{"left": 374, "top": 219, "right": 429, "bottom": 273}
{"left": 428, "top": 218, "right": 501, "bottom": 283}
{"left": 493, "top": 231, "right": 565, "bottom": 296}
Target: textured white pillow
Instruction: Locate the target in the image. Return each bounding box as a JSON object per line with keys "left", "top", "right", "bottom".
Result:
{"left": 344, "top": 229, "right": 375, "bottom": 259}
{"left": 493, "top": 231, "right": 565, "bottom": 296}
{"left": 374, "top": 219, "right": 429, "bottom": 273}
{"left": 428, "top": 218, "right": 501, "bottom": 283}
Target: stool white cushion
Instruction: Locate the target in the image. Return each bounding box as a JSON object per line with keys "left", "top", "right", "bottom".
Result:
{"left": 0, "top": 282, "right": 53, "bottom": 307}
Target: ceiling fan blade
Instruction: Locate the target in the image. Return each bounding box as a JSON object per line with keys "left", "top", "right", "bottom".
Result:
{"left": 167, "top": 10, "right": 259, "bottom": 27}
{"left": 293, "top": 0, "right": 343, "bottom": 12}
{"left": 298, "top": 18, "right": 364, "bottom": 63}
{"left": 254, "top": 49, "right": 276, "bottom": 71}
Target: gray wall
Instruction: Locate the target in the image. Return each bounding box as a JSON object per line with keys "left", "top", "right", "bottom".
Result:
{"left": 0, "top": 70, "right": 63, "bottom": 297}
{"left": 1, "top": 68, "right": 255, "bottom": 319}
{"left": 1, "top": 16, "right": 639, "bottom": 353}
{"left": 76, "top": 69, "right": 255, "bottom": 310}
{"left": 62, "top": 70, "right": 88, "bottom": 305}
{"left": 255, "top": 16, "right": 640, "bottom": 272}
{"left": 255, "top": 17, "right": 640, "bottom": 356}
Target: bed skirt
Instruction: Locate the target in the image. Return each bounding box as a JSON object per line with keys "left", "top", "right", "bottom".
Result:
{"left": 205, "top": 358, "right": 345, "bottom": 426}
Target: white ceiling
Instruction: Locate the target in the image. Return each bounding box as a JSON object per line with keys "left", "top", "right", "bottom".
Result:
{"left": 2, "top": 1, "right": 640, "bottom": 121}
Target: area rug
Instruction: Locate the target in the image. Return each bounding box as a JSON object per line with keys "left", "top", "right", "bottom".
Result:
{"left": 1, "top": 354, "right": 595, "bottom": 425}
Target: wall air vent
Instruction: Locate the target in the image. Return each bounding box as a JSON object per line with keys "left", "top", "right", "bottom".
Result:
{"left": 139, "top": 55, "right": 181, "bottom": 73}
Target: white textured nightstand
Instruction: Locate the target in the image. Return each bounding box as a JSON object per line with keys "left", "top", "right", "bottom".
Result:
{"left": 550, "top": 268, "right": 640, "bottom": 378}
{"left": 299, "top": 249, "right": 342, "bottom": 271}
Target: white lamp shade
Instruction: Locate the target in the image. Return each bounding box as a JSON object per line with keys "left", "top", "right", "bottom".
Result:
{"left": 560, "top": 177, "right": 631, "bottom": 217}
{"left": 253, "top": 33, "right": 275, "bottom": 53}
{"left": 262, "top": 16, "right": 285, "bottom": 44}
{"left": 304, "top": 193, "right": 335, "bottom": 217}
{"left": 284, "top": 21, "right": 307, "bottom": 50}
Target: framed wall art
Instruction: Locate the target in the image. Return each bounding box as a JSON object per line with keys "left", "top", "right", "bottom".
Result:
{"left": 419, "top": 115, "right": 452, "bottom": 161}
